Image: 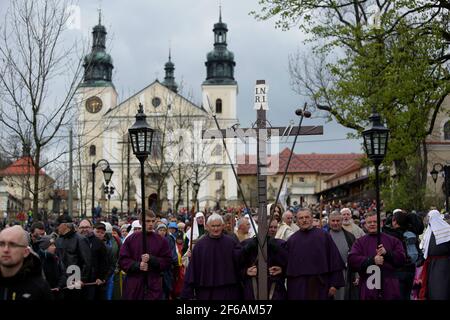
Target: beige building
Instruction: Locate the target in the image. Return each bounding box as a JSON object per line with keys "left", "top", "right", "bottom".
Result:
{"left": 0, "top": 157, "right": 54, "bottom": 214}
{"left": 426, "top": 95, "right": 450, "bottom": 207}
{"left": 75, "top": 14, "right": 238, "bottom": 216}
{"left": 237, "top": 149, "right": 363, "bottom": 208}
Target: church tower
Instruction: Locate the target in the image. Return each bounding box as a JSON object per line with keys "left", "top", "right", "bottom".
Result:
{"left": 202, "top": 8, "right": 238, "bottom": 122}
{"left": 201, "top": 8, "right": 238, "bottom": 207}
{"left": 76, "top": 12, "right": 118, "bottom": 217}
{"left": 162, "top": 50, "right": 178, "bottom": 93}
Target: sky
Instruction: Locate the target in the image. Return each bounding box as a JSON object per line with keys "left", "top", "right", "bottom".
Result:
{"left": 1, "top": 0, "right": 363, "bottom": 155}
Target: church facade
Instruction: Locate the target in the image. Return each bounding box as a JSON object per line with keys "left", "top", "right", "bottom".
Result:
{"left": 75, "top": 13, "right": 238, "bottom": 216}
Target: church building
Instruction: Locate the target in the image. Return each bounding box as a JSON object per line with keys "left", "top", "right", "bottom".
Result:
{"left": 75, "top": 11, "right": 238, "bottom": 216}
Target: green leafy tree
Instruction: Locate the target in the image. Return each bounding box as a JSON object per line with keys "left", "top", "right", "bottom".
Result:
{"left": 252, "top": 1, "right": 450, "bottom": 210}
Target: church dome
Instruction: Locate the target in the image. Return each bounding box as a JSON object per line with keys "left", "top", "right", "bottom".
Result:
{"left": 206, "top": 48, "right": 235, "bottom": 62}
{"left": 84, "top": 51, "right": 113, "bottom": 65}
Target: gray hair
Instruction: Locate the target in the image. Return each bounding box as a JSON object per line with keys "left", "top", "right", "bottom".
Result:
{"left": 282, "top": 210, "right": 293, "bottom": 220}
{"left": 207, "top": 213, "right": 224, "bottom": 225}
{"left": 297, "top": 208, "right": 312, "bottom": 216}
{"left": 329, "top": 211, "right": 342, "bottom": 219}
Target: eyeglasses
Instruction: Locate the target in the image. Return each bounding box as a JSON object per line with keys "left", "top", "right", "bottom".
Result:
{"left": 0, "top": 241, "right": 28, "bottom": 249}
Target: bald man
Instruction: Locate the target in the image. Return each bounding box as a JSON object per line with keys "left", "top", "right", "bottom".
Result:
{"left": 0, "top": 226, "right": 52, "bottom": 300}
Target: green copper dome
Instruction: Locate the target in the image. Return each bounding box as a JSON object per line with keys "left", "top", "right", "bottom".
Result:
{"left": 80, "top": 16, "right": 114, "bottom": 88}
{"left": 203, "top": 11, "right": 236, "bottom": 85}
{"left": 162, "top": 51, "right": 178, "bottom": 93}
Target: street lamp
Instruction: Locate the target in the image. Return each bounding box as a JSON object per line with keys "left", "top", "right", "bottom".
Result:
{"left": 128, "top": 103, "right": 154, "bottom": 265}
{"left": 103, "top": 185, "right": 115, "bottom": 218}
{"left": 92, "top": 159, "right": 113, "bottom": 220}
{"left": 189, "top": 181, "right": 201, "bottom": 253}
{"left": 193, "top": 181, "right": 200, "bottom": 211}
{"left": 362, "top": 108, "right": 389, "bottom": 246}
{"left": 430, "top": 163, "right": 450, "bottom": 213}
{"left": 186, "top": 179, "right": 190, "bottom": 213}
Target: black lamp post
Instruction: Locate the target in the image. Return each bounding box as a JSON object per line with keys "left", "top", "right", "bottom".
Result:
{"left": 104, "top": 185, "right": 115, "bottom": 218}
{"left": 92, "top": 159, "right": 113, "bottom": 220}
{"left": 186, "top": 179, "right": 190, "bottom": 212}
{"left": 193, "top": 181, "right": 200, "bottom": 212}
{"left": 430, "top": 163, "right": 450, "bottom": 213}
{"left": 362, "top": 108, "right": 389, "bottom": 246}
{"left": 128, "top": 103, "right": 154, "bottom": 258}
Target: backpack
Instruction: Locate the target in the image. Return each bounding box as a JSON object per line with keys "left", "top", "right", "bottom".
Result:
{"left": 403, "top": 231, "right": 419, "bottom": 265}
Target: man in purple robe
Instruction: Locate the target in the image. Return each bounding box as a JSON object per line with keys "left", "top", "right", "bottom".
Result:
{"left": 181, "top": 213, "right": 242, "bottom": 300}
{"left": 241, "top": 219, "right": 288, "bottom": 300}
{"left": 285, "top": 208, "right": 345, "bottom": 300}
{"left": 118, "top": 210, "right": 172, "bottom": 300}
{"left": 348, "top": 211, "right": 406, "bottom": 300}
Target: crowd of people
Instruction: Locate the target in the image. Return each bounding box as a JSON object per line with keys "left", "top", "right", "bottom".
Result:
{"left": 0, "top": 201, "right": 449, "bottom": 301}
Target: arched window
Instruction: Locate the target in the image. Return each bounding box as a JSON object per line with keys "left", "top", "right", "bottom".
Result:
{"left": 444, "top": 121, "right": 450, "bottom": 140}
{"left": 89, "top": 145, "right": 96, "bottom": 156}
{"left": 212, "top": 144, "right": 222, "bottom": 156}
{"left": 215, "top": 99, "right": 222, "bottom": 114}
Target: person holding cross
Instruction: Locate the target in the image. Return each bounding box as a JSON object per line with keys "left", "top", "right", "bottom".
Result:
{"left": 348, "top": 211, "right": 406, "bottom": 300}
{"left": 118, "top": 210, "right": 172, "bottom": 300}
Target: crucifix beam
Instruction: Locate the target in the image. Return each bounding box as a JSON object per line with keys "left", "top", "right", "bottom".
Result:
{"left": 202, "top": 80, "right": 324, "bottom": 300}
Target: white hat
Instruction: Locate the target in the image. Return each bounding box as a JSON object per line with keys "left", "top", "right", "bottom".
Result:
{"left": 131, "top": 220, "right": 142, "bottom": 229}
{"left": 195, "top": 212, "right": 204, "bottom": 219}
{"left": 102, "top": 222, "right": 113, "bottom": 234}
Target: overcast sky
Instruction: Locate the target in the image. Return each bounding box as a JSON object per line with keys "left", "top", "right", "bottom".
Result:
{"left": 2, "top": 0, "right": 363, "bottom": 155}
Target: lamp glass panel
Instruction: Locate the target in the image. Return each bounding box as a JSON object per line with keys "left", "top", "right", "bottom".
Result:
{"left": 138, "top": 132, "right": 146, "bottom": 153}
{"left": 129, "top": 132, "right": 137, "bottom": 154}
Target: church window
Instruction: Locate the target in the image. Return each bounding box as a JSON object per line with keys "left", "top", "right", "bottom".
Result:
{"left": 89, "top": 145, "right": 96, "bottom": 156}
{"left": 444, "top": 121, "right": 450, "bottom": 140}
{"left": 212, "top": 144, "right": 222, "bottom": 156}
{"left": 151, "top": 131, "right": 161, "bottom": 158}
{"left": 215, "top": 99, "right": 222, "bottom": 114}
{"left": 215, "top": 171, "right": 222, "bottom": 180}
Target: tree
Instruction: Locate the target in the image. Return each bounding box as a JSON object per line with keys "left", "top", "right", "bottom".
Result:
{"left": 0, "top": 0, "right": 84, "bottom": 219}
{"left": 252, "top": 1, "right": 450, "bottom": 210}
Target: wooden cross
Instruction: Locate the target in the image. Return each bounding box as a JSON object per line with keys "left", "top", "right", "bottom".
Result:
{"left": 202, "top": 80, "right": 323, "bottom": 299}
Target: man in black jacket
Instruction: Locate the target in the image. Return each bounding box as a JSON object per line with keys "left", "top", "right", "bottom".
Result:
{"left": 55, "top": 214, "right": 92, "bottom": 300}
{"left": 382, "top": 209, "right": 419, "bottom": 300}
{"left": 0, "top": 225, "right": 52, "bottom": 300}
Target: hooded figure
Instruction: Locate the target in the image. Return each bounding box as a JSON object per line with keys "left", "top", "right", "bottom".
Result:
{"left": 124, "top": 220, "right": 142, "bottom": 242}
{"left": 186, "top": 212, "right": 206, "bottom": 245}
{"left": 418, "top": 210, "right": 450, "bottom": 300}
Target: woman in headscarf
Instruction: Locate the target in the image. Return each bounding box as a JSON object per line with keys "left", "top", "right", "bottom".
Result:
{"left": 418, "top": 209, "right": 450, "bottom": 300}
{"left": 123, "top": 220, "right": 142, "bottom": 242}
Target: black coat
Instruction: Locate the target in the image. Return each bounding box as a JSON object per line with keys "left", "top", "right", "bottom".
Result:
{"left": 55, "top": 228, "right": 92, "bottom": 282}
{"left": 0, "top": 252, "right": 53, "bottom": 300}
{"left": 85, "top": 233, "right": 109, "bottom": 281}
{"left": 38, "top": 250, "right": 67, "bottom": 289}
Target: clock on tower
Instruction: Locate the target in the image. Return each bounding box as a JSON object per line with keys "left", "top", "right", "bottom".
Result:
{"left": 86, "top": 96, "right": 103, "bottom": 113}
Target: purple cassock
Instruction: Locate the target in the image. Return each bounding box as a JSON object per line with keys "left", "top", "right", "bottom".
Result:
{"left": 348, "top": 233, "right": 406, "bottom": 300}
{"left": 118, "top": 231, "right": 172, "bottom": 300}
{"left": 241, "top": 237, "right": 288, "bottom": 300}
{"left": 284, "top": 228, "right": 345, "bottom": 300}
{"left": 181, "top": 234, "right": 242, "bottom": 300}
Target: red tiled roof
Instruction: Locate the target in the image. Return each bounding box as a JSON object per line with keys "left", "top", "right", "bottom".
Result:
{"left": 237, "top": 148, "right": 364, "bottom": 175}
{"left": 324, "top": 161, "right": 364, "bottom": 182}
{"left": 0, "top": 157, "right": 46, "bottom": 176}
